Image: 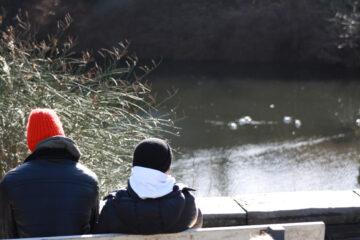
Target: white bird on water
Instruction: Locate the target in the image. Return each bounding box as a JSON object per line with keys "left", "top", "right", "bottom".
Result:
{"left": 283, "top": 116, "right": 292, "bottom": 124}
{"left": 356, "top": 119, "right": 360, "bottom": 127}
{"left": 238, "top": 116, "right": 252, "bottom": 126}
{"left": 294, "top": 119, "right": 302, "bottom": 128}
{"left": 228, "top": 122, "right": 238, "bottom": 130}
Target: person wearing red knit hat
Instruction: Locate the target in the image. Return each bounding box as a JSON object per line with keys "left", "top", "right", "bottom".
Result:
{"left": 0, "top": 108, "right": 99, "bottom": 239}
{"left": 26, "top": 108, "right": 65, "bottom": 152}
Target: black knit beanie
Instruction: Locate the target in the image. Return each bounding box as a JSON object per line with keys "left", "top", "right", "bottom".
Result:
{"left": 133, "top": 138, "right": 173, "bottom": 173}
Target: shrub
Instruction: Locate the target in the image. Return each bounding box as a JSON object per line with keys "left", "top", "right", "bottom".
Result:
{"left": 321, "top": 0, "right": 360, "bottom": 66}
{"left": 0, "top": 12, "right": 178, "bottom": 195}
{"left": 332, "top": 1, "right": 360, "bottom": 49}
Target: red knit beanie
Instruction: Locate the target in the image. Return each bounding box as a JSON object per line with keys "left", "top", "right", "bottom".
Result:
{"left": 27, "top": 108, "right": 65, "bottom": 152}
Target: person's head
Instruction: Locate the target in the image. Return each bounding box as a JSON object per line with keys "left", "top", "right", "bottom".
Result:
{"left": 133, "top": 138, "right": 173, "bottom": 173}
{"left": 26, "top": 108, "right": 65, "bottom": 152}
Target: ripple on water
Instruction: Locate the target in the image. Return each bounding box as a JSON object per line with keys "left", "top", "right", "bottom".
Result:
{"left": 172, "top": 134, "right": 360, "bottom": 197}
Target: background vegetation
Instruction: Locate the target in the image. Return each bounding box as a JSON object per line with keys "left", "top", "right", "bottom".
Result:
{"left": 0, "top": 12, "right": 178, "bottom": 195}
{"left": 325, "top": 0, "right": 360, "bottom": 67}
{"left": 3, "top": 0, "right": 360, "bottom": 67}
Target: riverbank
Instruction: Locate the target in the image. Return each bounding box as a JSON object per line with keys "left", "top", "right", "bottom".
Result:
{"left": 150, "top": 61, "right": 360, "bottom": 81}
{"left": 197, "top": 190, "right": 360, "bottom": 239}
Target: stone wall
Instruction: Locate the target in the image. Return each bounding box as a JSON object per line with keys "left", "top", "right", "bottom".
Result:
{"left": 196, "top": 190, "right": 360, "bottom": 240}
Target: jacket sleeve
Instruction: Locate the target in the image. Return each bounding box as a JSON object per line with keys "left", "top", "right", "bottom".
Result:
{"left": 179, "top": 189, "right": 203, "bottom": 230}
{"left": 89, "top": 189, "right": 100, "bottom": 232}
{"left": 185, "top": 190, "right": 203, "bottom": 229}
{"left": 191, "top": 208, "right": 203, "bottom": 229}
{"left": 0, "top": 178, "right": 17, "bottom": 239}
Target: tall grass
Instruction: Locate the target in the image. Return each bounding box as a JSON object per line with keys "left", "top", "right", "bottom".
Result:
{"left": 0, "top": 12, "right": 178, "bottom": 195}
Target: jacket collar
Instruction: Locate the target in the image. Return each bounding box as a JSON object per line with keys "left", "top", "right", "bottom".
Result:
{"left": 24, "top": 136, "right": 81, "bottom": 162}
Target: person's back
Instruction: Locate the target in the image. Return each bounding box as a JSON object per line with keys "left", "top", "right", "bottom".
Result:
{"left": 0, "top": 109, "right": 99, "bottom": 238}
{"left": 95, "top": 138, "right": 202, "bottom": 234}
{"left": 96, "top": 182, "right": 200, "bottom": 234}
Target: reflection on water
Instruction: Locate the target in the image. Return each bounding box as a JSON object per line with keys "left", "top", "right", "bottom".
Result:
{"left": 173, "top": 134, "right": 360, "bottom": 196}
{"left": 150, "top": 67, "right": 360, "bottom": 196}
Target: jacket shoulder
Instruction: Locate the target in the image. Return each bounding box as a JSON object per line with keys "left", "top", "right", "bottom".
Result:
{"left": 75, "top": 162, "right": 99, "bottom": 184}
{"left": 1, "top": 162, "right": 33, "bottom": 185}
{"left": 0, "top": 175, "right": 9, "bottom": 192}
{"left": 102, "top": 188, "right": 128, "bottom": 201}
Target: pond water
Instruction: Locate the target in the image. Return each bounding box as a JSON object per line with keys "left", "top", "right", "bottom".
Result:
{"left": 150, "top": 64, "right": 360, "bottom": 197}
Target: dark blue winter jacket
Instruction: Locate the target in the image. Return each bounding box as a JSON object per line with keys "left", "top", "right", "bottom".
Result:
{"left": 94, "top": 182, "right": 202, "bottom": 234}
{"left": 0, "top": 136, "right": 99, "bottom": 239}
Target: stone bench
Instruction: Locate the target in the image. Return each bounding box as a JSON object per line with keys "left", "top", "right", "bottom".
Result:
{"left": 12, "top": 222, "right": 325, "bottom": 240}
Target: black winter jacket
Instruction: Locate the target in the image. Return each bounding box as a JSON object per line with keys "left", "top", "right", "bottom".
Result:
{"left": 0, "top": 136, "right": 99, "bottom": 239}
{"left": 94, "top": 182, "right": 202, "bottom": 234}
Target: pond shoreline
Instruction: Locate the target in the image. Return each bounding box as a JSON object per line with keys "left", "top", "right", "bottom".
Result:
{"left": 150, "top": 61, "right": 360, "bottom": 82}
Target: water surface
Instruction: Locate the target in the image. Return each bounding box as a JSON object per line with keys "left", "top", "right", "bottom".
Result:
{"left": 151, "top": 66, "right": 360, "bottom": 197}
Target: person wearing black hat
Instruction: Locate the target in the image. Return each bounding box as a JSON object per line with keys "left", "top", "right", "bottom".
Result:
{"left": 94, "top": 138, "right": 202, "bottom": 234}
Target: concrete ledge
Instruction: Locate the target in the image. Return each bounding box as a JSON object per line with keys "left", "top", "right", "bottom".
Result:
{"left": 194, "top": 190, "right": 360, "bottom": 238}
{"left": 195, "top": 197, "right": 246, "bottom": 227}
{"left": 234, "top": 190, "right": 360, "bottom": 225}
